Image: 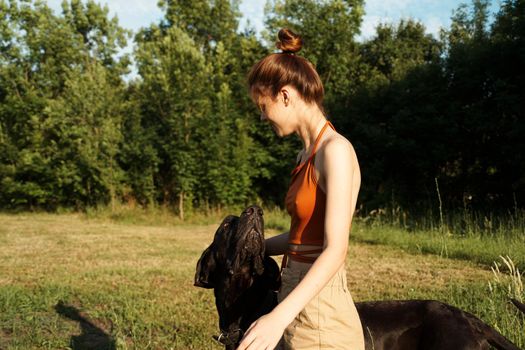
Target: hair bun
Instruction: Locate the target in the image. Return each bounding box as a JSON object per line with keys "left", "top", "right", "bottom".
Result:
{"left": 276, "top": 28, "right": 303, "bottom": 54}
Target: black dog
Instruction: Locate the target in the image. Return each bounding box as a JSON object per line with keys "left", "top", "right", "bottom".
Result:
{"left": 195, "top": 205, "right": 523, "bottom": 350}
{"left": 194, "top": 206, "right": 281, "bottom": 349}
{"left": 356, "top": 299, "right": 522, "bottom": 350}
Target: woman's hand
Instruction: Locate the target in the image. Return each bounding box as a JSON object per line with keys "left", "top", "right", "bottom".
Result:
{"left": 236, "top": 311, "right": 288, "bottom": 350}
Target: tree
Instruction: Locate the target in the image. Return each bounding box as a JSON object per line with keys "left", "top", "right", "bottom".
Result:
{"left": 0, "top": 0, "right": 129, "bottom": 209}
{"left": 347, "top": 19, "right": 446, "bottom": 213}
{"left": 158, "top": 0, "right": 241, "bottom": 53}
{"left": 135, "top": 24, "right": 211, "bottom": 218}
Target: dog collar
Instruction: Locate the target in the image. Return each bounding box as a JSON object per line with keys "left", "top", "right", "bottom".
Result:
{"left": 215, "top": 328, "right": 244, "bottom": 346}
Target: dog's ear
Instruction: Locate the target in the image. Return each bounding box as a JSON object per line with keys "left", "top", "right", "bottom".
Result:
{"left": 194, "top": 245, "right": 216, "bottom": 289}
{"left": 263, "top": 256, "right": 281, "bottom": 292}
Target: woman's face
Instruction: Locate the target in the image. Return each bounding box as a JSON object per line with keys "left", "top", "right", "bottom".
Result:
{"left": 252, "top": 87, "right": 295, "bottom": 137}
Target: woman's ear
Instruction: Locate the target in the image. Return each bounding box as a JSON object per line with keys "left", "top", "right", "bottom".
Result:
{"left": 280, "top": 87, "right": 290, "bottom": 107}
{"left": 281, "top": 85, "right": 300, "bottom": 107}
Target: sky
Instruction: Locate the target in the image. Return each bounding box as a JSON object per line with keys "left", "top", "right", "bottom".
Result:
{"left": 238, "top": 0, "right": 501, "bottom": 41}
{"left": 45, "top": 0, "right": 502, "bottom": 39}
{"left": 45, "top": 0, "right": 501, "bottom": 77}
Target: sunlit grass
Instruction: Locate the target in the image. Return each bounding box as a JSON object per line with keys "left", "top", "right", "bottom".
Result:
{"left": 351, "top": 218, "right": 525, "bottom": 272}
{"left": 0, "top": 209, "right": 523, "bottom": 349}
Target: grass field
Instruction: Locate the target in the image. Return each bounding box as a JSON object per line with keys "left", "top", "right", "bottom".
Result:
{"left": 0, "top": 210, "right": 523, "bottom": 349}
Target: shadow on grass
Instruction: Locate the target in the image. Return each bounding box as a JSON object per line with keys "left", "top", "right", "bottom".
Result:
{"left": 55, "top": 300, "right": 115, "bottom": 350}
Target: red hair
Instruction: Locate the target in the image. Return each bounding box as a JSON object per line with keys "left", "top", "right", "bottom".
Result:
{"left": 248, "top": 29, "right": 325, "bottom": 112}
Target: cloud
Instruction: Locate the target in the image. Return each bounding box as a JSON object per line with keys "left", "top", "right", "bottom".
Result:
{"left": 357, "top": 15, "right": 395, "bottom": 42}
{"left": 45, "top": 0, "right": 163, "bottom": 33}
{"left": 425, "top": 17, "right": 445, "bottom": 37}
{"left": 364, "top": 0, "right": 416, "bottom": 16}
{"left": 238, "top": 0, "right": 456, "bottom": 42}
{"left": 358, "top": 0, "right": 464, "bottom": 40}
{"left": 239, "top": 0, "right": 265, "bottom": 34}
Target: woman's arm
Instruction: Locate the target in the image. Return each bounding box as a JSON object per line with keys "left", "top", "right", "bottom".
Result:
{"left": 265, "top": 231, "right": 289, "bottom": 256}
{"left": 237, "top": 138, "right": 360, "bottom": 350}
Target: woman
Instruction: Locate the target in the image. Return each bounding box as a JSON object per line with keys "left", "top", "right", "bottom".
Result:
{"left": 237, "top": 28, "right": 365, "bottom": 350}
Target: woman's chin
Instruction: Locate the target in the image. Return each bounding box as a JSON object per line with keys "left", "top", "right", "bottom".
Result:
{"left": 273, "top": 127, "right": 287, "bottom": 138}
{"left": 270, "top": 124, "right": 290, "bottom": 138}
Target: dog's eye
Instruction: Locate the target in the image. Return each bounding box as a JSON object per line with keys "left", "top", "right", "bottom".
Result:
{"left": 223, "top": 222, "right": 229, "bottom": 228}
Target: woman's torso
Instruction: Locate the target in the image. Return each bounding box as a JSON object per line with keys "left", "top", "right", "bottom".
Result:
{"left": 285, "top": 120, "right": 332, "bottom": 267}
{"left": 285, "top": 120, "right": 361, "bottom": 269}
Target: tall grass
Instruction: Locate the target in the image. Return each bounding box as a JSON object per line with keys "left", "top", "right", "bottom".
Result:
{"left": 355, "top": 198, "right": 525, "bottom": 271}
{"left": 361, "top": 203, "right": 525, "bottom": 239}
{"left": 487, "top": 256, "right": 525, "bottom": 345}
{"left": 351, "top": 220, "right": 525, "bottom": 271}
{"left": 44, "top": 198, "right": 525, "bottom": 242}
{"left": 81, "top": 202, "right": 292, "bottom": 232}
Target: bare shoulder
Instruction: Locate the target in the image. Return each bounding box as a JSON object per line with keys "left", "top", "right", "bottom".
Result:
{"left": 320, "top": 131, "right": 359, "bottom": 167}
{"left": 315, "top": 131, "right": 361, "bottom": 189}
{"left": 315, "top": 130, "right": 360, "bottom": 191}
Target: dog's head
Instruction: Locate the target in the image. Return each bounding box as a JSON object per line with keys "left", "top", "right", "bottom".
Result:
{"left": 194, "top": 205, "right": 279, "bottom": 303}
{"left": 194, "top": 205, "right": 281, "bottom": 348}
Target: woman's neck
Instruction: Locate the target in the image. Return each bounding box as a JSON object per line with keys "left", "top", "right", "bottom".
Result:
{"left": 295, "top": 105, "right": 326, "bottom": 152}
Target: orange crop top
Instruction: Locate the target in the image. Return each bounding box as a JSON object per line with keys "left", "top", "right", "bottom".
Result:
{"left": 284, "top": 120, "right": 335, "bottom": 264}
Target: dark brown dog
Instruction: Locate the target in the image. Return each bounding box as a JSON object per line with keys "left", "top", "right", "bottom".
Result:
{"left": 357, "top": 299, "right": 522, "bottom": 350}
{"left": 195, "top": 205, "right": 523, "bottom": 350}
{"left": 194, "top": 205, "right": 281, "bottom": 349}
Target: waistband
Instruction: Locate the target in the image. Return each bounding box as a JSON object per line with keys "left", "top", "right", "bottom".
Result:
{"left": 281, "top": 262, "right": 349, "bottom": 289}
{"left": 281, "top": 245, "right": 324, "bottom": 270}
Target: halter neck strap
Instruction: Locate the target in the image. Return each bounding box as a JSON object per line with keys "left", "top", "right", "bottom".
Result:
{"left": 310, "top": 120, "right": 334, "bottom": 157}
{"left": 291, "top": 120, "right": 335, "bottom": 175}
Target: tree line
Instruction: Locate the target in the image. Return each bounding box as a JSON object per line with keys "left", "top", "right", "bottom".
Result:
{"left": 0, "top": 0, "right": 523, "bottom": 221}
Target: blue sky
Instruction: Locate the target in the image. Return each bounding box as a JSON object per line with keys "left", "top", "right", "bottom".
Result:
{"left": 46, "top": 0, "right": 501, "bottom": 39}
{"left": 238, "top": 0, "right": 501, "bottom": 41}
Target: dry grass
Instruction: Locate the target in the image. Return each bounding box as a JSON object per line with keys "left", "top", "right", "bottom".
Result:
{"left": 346, "top": 243, "right": 494, "bottom": 299}
{"left": 0, "top": 213, "right": 522, "bottom": 349}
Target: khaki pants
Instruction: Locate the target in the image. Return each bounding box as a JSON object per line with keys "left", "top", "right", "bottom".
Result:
{"left": 276, "top": 263, "right": 365, "bottom": 350}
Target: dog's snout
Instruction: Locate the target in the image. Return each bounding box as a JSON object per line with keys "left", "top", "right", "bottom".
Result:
{"left": 243, "top": 205, "right": 263, "bottom": 217}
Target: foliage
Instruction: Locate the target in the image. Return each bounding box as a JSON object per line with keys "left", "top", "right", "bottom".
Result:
{"left": 1, "top": 0, "right": 525, "bottom": 225}
{"left": 0, "top": 0, "right": 129, "bottom": 210}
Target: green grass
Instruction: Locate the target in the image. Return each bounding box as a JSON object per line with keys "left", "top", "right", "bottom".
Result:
{"left": 351, "top": 219, "right": 525, "bottom": 272}
{"left": 0, "top": 210, "right": 523, "bottom": 349}
{"left": 0, "top": 213, "right": 220, "bottom": 349}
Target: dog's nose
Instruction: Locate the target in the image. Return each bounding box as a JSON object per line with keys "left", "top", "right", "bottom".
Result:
{"left": 244, "top": 205, "right": 263, "bottom": 216}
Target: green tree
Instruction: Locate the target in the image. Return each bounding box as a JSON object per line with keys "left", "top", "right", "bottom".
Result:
{"left": 197, "top": 41, "right": 253, "bottom": 207}
{"left": 489, "top": 0, "right": 525, "bottom": 206}
{"left": 118, "top": 82, "right": 159, "bottom": 207}
{"left": 0, "top": 0, "right": 129, "bottom": 209}
{"left": 43, "top": 62, "right": 126, "bottom": 209}
{"left": 135, "top": 24, "right": 211, "bottom": 219}
{"left": 347, "top": 19, "right": 446, "bottom": 213}
{"left": 159, "top": 0, "right": 241, "bottom": 52}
